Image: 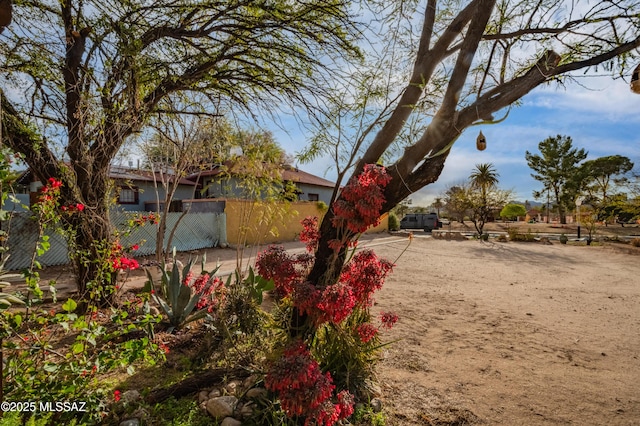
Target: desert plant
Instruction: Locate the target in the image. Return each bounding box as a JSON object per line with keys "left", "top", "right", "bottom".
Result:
{"left": 507, "top": 228, "right": 536, "bottom": 242}
{"left": 387, "top": 212, "right": 400, "bottom": 231}
{"left": 0, "top": 256, "right": 24, "bottom": 310}
{"left": 495, "top": 234, "right": 508, "bottom": 242}
{"left": 559, "top": 234, "right": 568, "bottom": 244}
{"left": 631, "top": 238, "right": 640, "bottom": 247}
{"left": 316, "top": 200, "right": 329, "bottom": 213}
{"left": 145, "top": 253, "right": 223, "bottom": 330}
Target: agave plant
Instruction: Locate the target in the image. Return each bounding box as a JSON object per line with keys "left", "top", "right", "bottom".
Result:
{"left": 0, "top": 255, "right": 25, "bottom": 310}
{"left": 144, "top": 253, "right": 221, "bottom": 330}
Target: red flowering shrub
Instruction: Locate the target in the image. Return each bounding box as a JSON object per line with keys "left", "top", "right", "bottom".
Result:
{"left": 265, "top": 340, "right": 354, "bottom": 425}
{"left": 332, "top": 164, "right": 391, "bottom": 235}
{"left": 300, "top": 216, "right": 320, "bottom": 252}
{"left": 317, "top": 283, "right": 356, "bottom": 324}
{"left": 110, "top": 242, "right": 139, "bottom": 271}
{"left": 356, "top": 323, "right": 378, "bottom": 343}
{"left": 255, "top": 245, "right": 300, "bottom": 296}
{"left": 190, "top": 274, "right": 225, "bottom": 312}
{"left": 340, "top": 249, "right": 394, "bottom": 306}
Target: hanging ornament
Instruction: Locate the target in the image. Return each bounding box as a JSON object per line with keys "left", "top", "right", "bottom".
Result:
{"left": 631, "top": 63, "right": 640, "bottom": 95}
{"left": 476, "top": 130, "right": 487, "bottom": 151}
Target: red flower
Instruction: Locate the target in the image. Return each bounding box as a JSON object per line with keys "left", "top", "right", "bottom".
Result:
{"left": 75, "top": 203, "right": 85, "bottom": 211}
{"left": 317, "top": 283, "right": 356, "bottom": 325}
{"left": 356, "top": 323, "right": 378, "bottom": 343}
{"left": 340, "top": 250, "right": 393, "bottom": 306}
{"left": 380, "top": 311, "right": 399, "bottom": 329}
{"left": 331, "top": 164, "right": 391, "bottom": 234}
{"left": 48, "top": 177, "right": 62, "bottom": 188}
{"left": 114, "top": 390, "right": 121, "bottom": 402}
{"left": 131, "top": 244, "right": 139, "bottom": 251}
{"left": 299, "top": 216, "right": 320, "bottom": 252}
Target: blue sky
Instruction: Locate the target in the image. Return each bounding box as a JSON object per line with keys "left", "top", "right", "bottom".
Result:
{"left": 269, "top": 75, "right": 640, "bottom": 207}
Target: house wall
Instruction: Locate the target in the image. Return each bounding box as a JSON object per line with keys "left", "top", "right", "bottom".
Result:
{"left": 296, "top": 183, "right": 333, "bottom": 204}
{"left": 117, "top": 182, "right": 196, "bottom": 212}
{"left": 203, "top": 177, "right": 333, "bottom": 204}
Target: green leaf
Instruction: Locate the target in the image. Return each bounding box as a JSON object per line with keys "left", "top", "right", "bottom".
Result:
{"left": 62, "top": 298, "right": 77, "bottom": 312}
{"left": 71, "top": 342, "right": 84, "bottom": 354}
{"left": 43, "top": 363, "right": 59, "bottom": 373}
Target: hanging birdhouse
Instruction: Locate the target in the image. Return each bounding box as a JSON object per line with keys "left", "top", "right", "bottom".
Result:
{"left": 476, "top": 130, "right": 487, "bottom": 151}
{"left": 631, "top": 63, "right": 640, "bottom": 94}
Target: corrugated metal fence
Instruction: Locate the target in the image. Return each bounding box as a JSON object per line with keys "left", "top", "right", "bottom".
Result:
{"left": 2, "top": 211, "right": 227, "bottom": 270}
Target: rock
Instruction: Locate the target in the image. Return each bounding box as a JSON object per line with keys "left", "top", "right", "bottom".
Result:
{"left": 119, "top": 420, "right": 140, "bottom": 426}
{"left": 220, "top": 417, "right": 242, "bottom": 426}
{"left": 225, "top": 380, "right": 242, "bottom": 395}
{"left": 208, "top": 388, "right": 222, "bottom": 399}
{"left": 370, "top": 398, "right": 383, "bottom": 413}
{"left": 198, "top": 390, "right": 210, "bottom": 404}
{"left": 130, "top": 408, "right": 149, "bottom": 421}
{"left": 243, "top": 374, "right": 258, "bottom": 389}
{"left": 238, "top": 401, "right": 255, "bottom": 419}
{"left": 361, "top": 379, "right": 382, "bottom": 399}
{"left": 121, "top": 390, "right": 141, "bottom": 403}
{"left": 206, "top": 396, "right": 238, "bottom": 419}
{"left": 246, "top": 387, "right": 267, "bottom": 399}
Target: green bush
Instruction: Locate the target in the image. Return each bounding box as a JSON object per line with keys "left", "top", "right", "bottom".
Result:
{"left": 507, "top": 227, "right": 536, "bottom": 242}
{"left": 388, "top": 212, "right": 400, "bottom": 231}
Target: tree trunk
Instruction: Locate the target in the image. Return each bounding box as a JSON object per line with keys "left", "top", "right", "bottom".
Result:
{"left": 65, "top": 170, "right": 116, "bottom": 306}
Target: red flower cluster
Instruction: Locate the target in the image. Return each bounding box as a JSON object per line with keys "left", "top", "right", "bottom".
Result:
{"left": 47, "top": 177, "right": 62, "bottom": 188}
{"left": 112, "top": 256, "right": 139, "bottom": 271}
{"left": 332, "top": 164, "right": 391, "bottom": 235}
{"left": 255, "top": 245, "right": 299, "bottom": 296}
{"left": 265, "top": 340, "right": 354, "bottom": 425}
{"left": 255, "top": 245, "right": 313, "bottom": 298}
{"left": 60, "top": 203, "right": 85, "bottom": 212}
{"left": 130, "top": 212, "right": 159, "bottom": 227}
{"left": 317, "top": 283, "right": 356, "bottom": 324}
{"left": 340, "top": 250, "right": 394, "bottom": 307}
{"left": 111, "top": 242, "right": 139, "bottom": 271}
{"left": 113, "top": 390, "right": 121, "bottom": 402}
{"left": 299, "top": 216, "right": 320, "bottom": 252}
{"left": 356, "top": 323, "right": 379, "bottom": 343}
{"left": 380, "top": 311, "right": 399, "bottom": 329}
{"left": 38, "top": 178, "right": 62, "bottom": 204}
{"left": 257, "top": 246, "right": 393, "bottom": 327}
{"left": 191, "top": 274, "right": 225, "bottom": 312}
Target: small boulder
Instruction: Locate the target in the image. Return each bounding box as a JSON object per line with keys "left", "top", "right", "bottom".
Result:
{"left": 198, "top": 390, "right": 209, "bottom": 404}
{"left": 246, "top": 387, "right": 267, "bottom": 399}
{"left": 206, "top": 396, "right": 237, "bottom": 419}
{"left": 220, "top": 417, "right": 242, "bottom": 426}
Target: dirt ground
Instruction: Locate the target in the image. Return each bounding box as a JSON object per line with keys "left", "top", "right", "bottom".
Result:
{"left": 8, "top": 228, "right": 640, "bottom": 425}
{"left": 372, "top": 236, "right": 640, "bottom": 426}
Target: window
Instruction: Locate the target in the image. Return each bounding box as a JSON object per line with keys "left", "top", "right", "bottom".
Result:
{"left": 118, "top": 186, "right": 139, "bottom": 204}
{"left": 308, "top": 193, "right": 319, "bottom": 202}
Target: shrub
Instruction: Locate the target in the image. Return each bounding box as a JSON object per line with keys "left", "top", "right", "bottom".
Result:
{"left": 631, "top": 238, "right": 640, "bottom": 247}
{"left": 508, "top": 227, "right": 536, "bottom": 242}
{"left": 495, "top": 234, "right": 508, "bottom": 242}
{"left": 388, "top": 212, "right": 400, "bottom": 231}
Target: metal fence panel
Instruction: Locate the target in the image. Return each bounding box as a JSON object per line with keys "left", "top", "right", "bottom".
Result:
{"left": 2, "top": 211, "right": 226, "bottom": 270}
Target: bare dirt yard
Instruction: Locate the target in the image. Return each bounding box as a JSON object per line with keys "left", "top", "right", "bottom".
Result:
{"left": 371, "top": 236, "right": 639, "bottom": 425}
